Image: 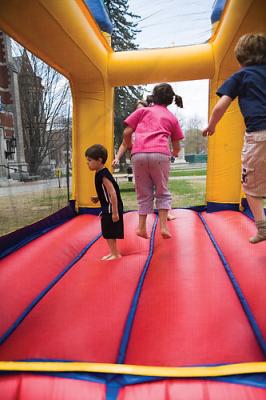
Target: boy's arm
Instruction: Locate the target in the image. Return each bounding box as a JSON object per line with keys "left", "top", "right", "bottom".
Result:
{"left": 202, "top": 95, "right": 232, "bottom": 136}
{"left": 123, "top": 126, "right": 134, "bottom": 149}
{"left": 112, "top": 140, "right": 127, "bottom": 166}
{"left": 171, "top": 140, "right": 180, "bottom": 157}
{"left": 102, "top": 177, "right": 119, "bottom": 222}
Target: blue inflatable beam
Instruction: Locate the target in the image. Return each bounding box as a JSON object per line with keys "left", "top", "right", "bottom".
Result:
{"left": 211, "top": 0, "right": 227, "bottom": 24}
{"left": 84, "top": 0, "right": 113, "bottom": 34}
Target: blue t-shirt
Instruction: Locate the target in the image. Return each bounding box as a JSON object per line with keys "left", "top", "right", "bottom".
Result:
{"left": 217, "top": 65, "right": 266, "bottom": 132}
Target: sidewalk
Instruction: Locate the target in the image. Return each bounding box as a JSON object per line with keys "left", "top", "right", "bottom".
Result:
{"left": 0, "top": 177, "right": 70, "bottom": 197}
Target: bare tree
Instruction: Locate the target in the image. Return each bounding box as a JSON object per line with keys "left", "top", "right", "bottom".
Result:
{"left": 13, "top": 44, "right": 71, "bottom": 176}
{"left": 184, "top": 115, "right": 207, "bottom": 155}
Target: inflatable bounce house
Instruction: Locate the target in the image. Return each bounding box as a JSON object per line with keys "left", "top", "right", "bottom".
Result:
{"left": 0, "top": 0, "right": 265, "bottom": 398}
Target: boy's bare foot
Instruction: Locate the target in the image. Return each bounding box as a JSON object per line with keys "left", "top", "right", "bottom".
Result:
{"left": 101, "top": 254, "right": 122, "bottom": 261}
{"left": 167, "top": 213, "right": 176, "bottom": 221}
{"left": 137, "top": 230, "right": 149, "bottom": 239}
{"left": 107, "top": 254, "right": 122, "bottom": 260}
{"left": 161, "top": 229, "right": 172, "bottom": 239}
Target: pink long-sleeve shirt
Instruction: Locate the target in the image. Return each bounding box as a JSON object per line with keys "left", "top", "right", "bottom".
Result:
{"left": 124, "top": 104, "right": 184, "bottom": 156}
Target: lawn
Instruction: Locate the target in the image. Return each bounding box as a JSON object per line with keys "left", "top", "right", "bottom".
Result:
{"left": 120, "top": 177, "right": 206, "bottom": 210}
{"left": 1, "top": 175, "right": 266, "bottom": 237}
{"left": 170, "top": 169, "right": 206, "bottom": 177}
{"left": 0, "top": 175, "right": 206, "bottom": 236}
{"left": 0, "top": 187, "right": 68, "bottom": 236}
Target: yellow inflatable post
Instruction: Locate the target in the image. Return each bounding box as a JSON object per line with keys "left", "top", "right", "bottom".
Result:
{"left": 207, "top": 0, "right": 265, "bottom": 206}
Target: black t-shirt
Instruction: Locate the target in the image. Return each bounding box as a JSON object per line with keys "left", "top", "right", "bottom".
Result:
{"left": 95, "top": 167, "right": 123, "bottom": 215}
{"left": 217, "top": 65, "right": 266, "bottom": 132}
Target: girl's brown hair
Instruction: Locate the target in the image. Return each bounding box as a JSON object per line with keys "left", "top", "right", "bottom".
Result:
{"left": 146, "top": 83, "right": 183, "bottom": 108}
{"left": 235, "top": 33, "right": 266, "bottom": 66}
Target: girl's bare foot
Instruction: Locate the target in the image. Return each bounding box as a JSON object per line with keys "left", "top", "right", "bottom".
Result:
{"left": 167, "top": 213, "right": 176, "bottom": 221}
{"left": 136, "top": 230, "right": 149, "bottom": 239}
{"left": 161, "top": 229, "right": 172, "bottom": 239}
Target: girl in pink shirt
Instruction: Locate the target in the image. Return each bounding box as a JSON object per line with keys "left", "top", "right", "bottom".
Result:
{"left": 124, "top": 83, "right": 184, "bottom": 239}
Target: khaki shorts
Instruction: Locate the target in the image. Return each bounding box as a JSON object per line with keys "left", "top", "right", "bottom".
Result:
{"left": 241, "top": 130, "right": 266, "bottom": 198}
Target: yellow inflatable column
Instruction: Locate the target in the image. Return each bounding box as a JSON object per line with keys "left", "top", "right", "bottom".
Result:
{"left": 206, "top": 61, "right": 245, "bottom": 205}
{"left": 72, "top": 80, "right": 114, "bottom": 210}
{"left": 206, "top": 0, "right": 265, "bottom": 206}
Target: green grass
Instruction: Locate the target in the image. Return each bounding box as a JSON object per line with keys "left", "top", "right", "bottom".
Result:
{"left": 0, "top": 187, "right": 68, "bottom": 236}
{"left": 170, "top": 169, "right": 206, "bottom": 177}
{"left": 1, "top": 177, "right": 265, "bottom": 237}
{"left": 169, "top": 179, "right": 206, "bottom": 208}
{"left": 120, "top": 177, "right": 206, "bottom": 211}
{"left": 0, "top": 167, "right": 206, "bottom": 235}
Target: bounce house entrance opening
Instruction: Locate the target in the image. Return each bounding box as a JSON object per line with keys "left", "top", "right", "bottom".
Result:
{"left": 114, "top": 82, "right": 208, "bottom": 211}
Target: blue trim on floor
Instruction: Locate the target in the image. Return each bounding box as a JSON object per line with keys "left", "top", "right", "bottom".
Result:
{"left": 0, "top": 370, "right": 265, "bottom": 393}
{"left": 198, "top": 212, "right": 266, "bottom": 356}
{"left": 78, "top": 207, "right": 101, "bottom": 215}
{"left": 116, "top": 215, "right": 158, "bottom": 364}
{"left": 0, "top": 232, "right": 102, "bottom": 346}
{"left": 0, "top": 205, "right": 76, "bottom": 259}
{"left": 206, "top": 202, "right": 240, "bottom": 213}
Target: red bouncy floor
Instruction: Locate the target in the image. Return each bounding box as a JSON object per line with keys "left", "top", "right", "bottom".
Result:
{"left": 0, "top": 210, "right": 265, "bottom": 399}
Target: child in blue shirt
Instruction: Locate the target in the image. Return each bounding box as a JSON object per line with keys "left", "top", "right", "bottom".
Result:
{"left": 203, "top": 33, "right": 266, "bottom": 244}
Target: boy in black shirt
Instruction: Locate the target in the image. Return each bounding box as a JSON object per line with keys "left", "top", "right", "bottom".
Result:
{"left": 85, "top": 144, "right": 124, "bottom": 260}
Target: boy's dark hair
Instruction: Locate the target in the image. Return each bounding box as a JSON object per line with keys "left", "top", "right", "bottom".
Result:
{"left": 147, "top": 83, "right": 183, "bottom": 108}
{"left": 85, "top": 144, "right": 108, "bottom": 164}
{"left": 235, "top": 33, "right": 266, "bottom": 66}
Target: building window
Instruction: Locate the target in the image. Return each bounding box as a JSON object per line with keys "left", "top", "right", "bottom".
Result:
{"left": 5, "top": 138, "right": 16, "bottom": 160}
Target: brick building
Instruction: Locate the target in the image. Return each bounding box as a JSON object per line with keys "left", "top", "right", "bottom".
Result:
{"left": 0, "top": 31, "right": 27, "bottom": 180}
{"left": 0, "top": 32, "right": 72, "bottom": 181}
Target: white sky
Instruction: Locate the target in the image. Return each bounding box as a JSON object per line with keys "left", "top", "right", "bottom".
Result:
{"left": 128, "top": 0, "right": 215, "bottom": 126}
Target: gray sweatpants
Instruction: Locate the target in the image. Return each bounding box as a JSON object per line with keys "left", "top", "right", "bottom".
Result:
{"left": 132, "top": 153, "right": 172, "bottom": 215}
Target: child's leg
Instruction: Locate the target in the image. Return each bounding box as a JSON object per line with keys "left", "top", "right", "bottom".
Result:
{"left": 246, "top": 194, "right": 265, "bottom": 221}
{"left": 158, "top": 209, "right": 171, "bottom": 238}
{"left": 246, "top": 194, "right": 266, "bottom": 244}
{"left": 241, "top": 131, "right": 266, "bottom": 243}
{"left": 101, "top": 239, "right": 121, "bottom": 260}
{"left": 132, "top": 154, "right": 153, "bottom": 238}
{"left": 137, "top": 214, "right": 149, "bottom": 238}
{"left": 132, "top": 154, "right": 154, "bottom": 215}
{"left": 149, "top": 153, "right": 171, "bottom": 237}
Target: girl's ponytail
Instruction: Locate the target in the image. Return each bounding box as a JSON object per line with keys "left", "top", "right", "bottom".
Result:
{"left": 146, "top": 95, "right": 154, "bottom": 105}
{"left": 174, "top": 94, "right": 183, "bottom": 108}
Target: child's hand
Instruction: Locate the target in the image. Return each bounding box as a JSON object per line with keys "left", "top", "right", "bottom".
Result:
{"left": 112, "top": 157, "right": 119, "bottom": 167}
{"left": 172, "top": 150, "right": 179, "bottom": 157}
{"left": 202, "top": 124, "right": 215, "bottom": 136}
{"left": 112, "top": 212, "right": 119, "bottom": 222}
{"left": 91, "top": 196, "right": 99, "bottom": 204}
